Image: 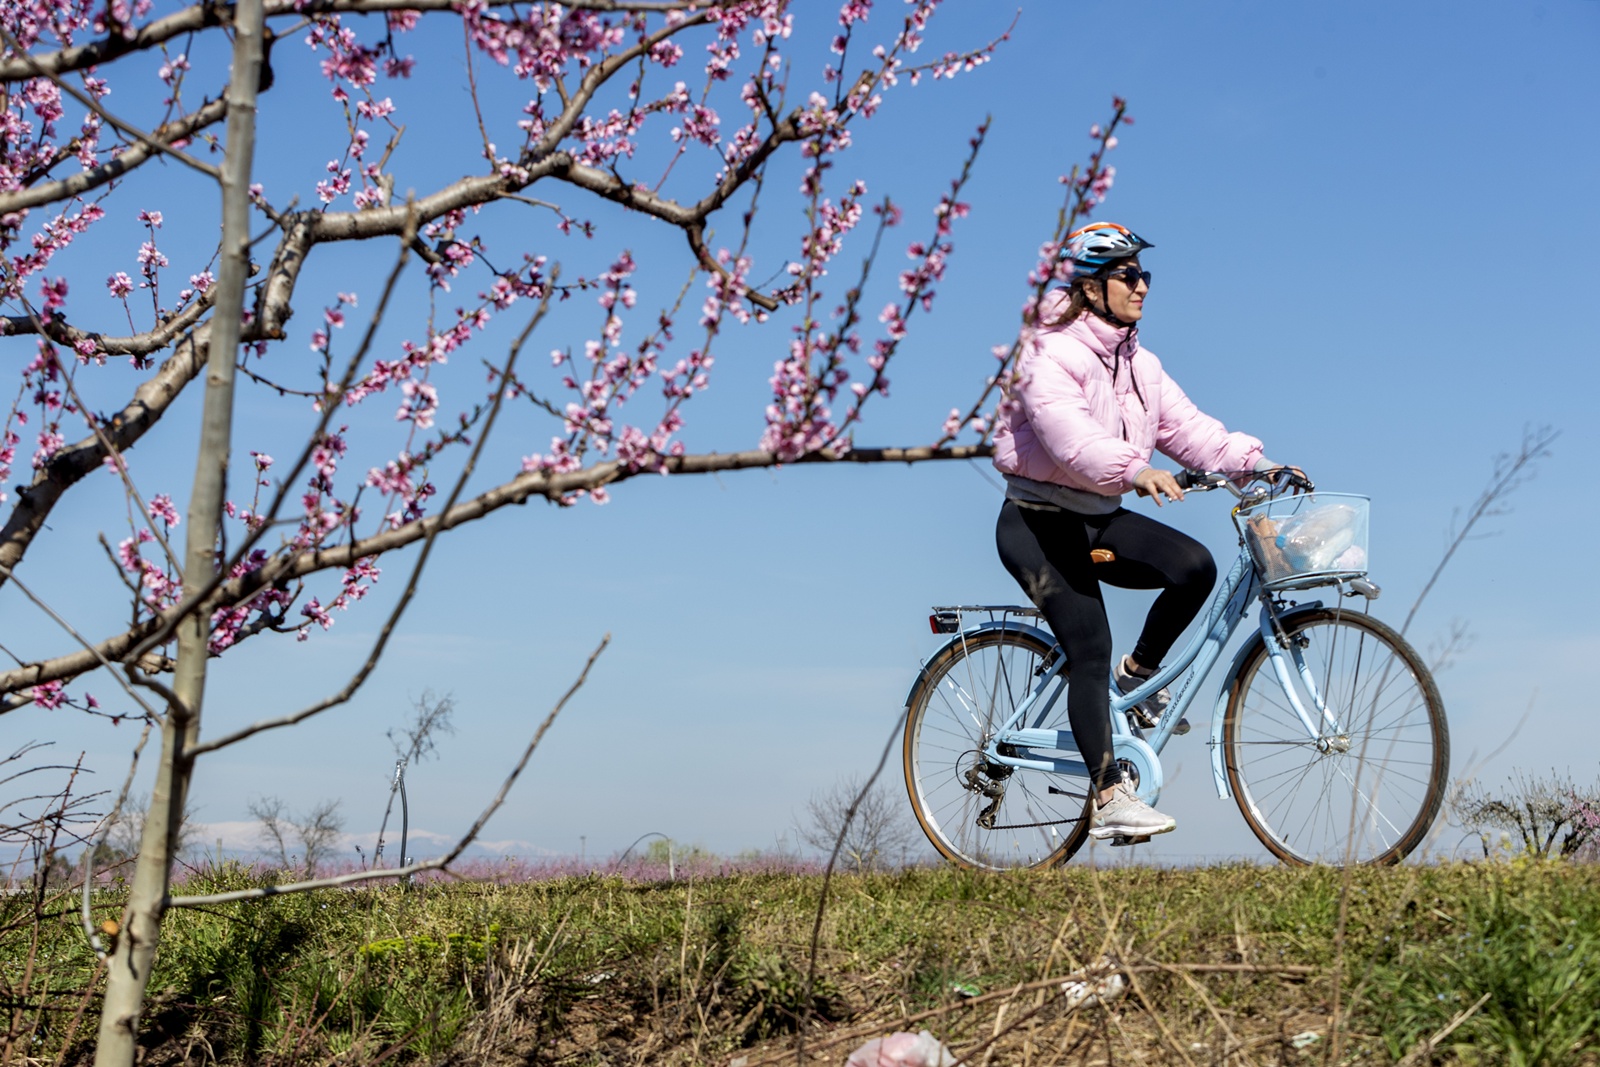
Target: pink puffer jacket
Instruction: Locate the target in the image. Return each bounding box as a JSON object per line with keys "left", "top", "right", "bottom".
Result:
{"left": 991, "top": 292, "right": 1263, "bottom": 496}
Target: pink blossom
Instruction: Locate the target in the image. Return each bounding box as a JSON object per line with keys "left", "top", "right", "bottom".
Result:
{"left": 301, "top": 597, "right": 334, "bottom": 630}
{"left": 31, "top": 681, "right": 66, "bottom": 711}
{"left": 148, "top": 493, "right": 181, "bottom": 527}
{"left": 32, "top": 429, "right": 64, "bottom": 469}
{"left": 39, "top": 276, "right": 67, "bottom": 311}
{"left": 397, "top": 379, "right": 439, "bottom": 428}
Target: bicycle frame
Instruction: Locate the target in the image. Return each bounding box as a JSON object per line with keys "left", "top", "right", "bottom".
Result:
{"left": 924, "top": 547, "right": 1347, "bottom": 806}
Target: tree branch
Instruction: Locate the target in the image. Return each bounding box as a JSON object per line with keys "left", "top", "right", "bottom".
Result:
{"left": 308, "top": 13, "right": 712, "bottom": 244}
{"left": 0, "top": 327, "right": 210, "bottom": 591}
{"left": 0, "top": 444, "right": 990, "bottom": 702}
{"left": 0, "top": 96, "right": 229, "bottom": 216}
{"left": 184, "top": 279, "right": 556, "bottom": 758}
{"left": 2, "top": 283, "right": 219, "bottom": 355}
{"left": 0, "top": 563, "right": 162, "bottom": 722}
{"left": 0, "top": 0, "right": 713, "bottom": 82}
{"left": 164, "top": 632, "right": 607, "bottom": 907}
{"left": 0, "top": 27, "right": 221, "bottom": 183}
{"left": 1398, "top": 424, "right": 1558, "bottom": 638}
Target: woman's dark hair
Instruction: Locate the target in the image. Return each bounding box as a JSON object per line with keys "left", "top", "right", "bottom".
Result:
{"left": 1044, "top": 277, "right": 1096, "bottom": 327}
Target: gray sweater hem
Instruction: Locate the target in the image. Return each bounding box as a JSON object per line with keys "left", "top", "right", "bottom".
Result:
{"left": 1003, "top": 474, "right": 1123, "bottom": 515}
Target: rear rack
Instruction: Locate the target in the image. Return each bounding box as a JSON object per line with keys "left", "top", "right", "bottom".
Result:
{"left": 928, "top": 604, "right": 1042, "bottom": 634}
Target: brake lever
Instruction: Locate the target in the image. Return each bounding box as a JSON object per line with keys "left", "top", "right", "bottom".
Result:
{"left": 1269, "top": 467, "right": 1315, "bottom": 494}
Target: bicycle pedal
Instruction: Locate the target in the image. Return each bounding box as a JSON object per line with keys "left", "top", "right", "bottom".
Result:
{"left": 1108, "top": 834, "right": 1151, "bottom": 847}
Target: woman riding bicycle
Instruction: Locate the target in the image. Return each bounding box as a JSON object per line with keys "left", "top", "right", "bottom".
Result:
{"left": 991, "top": 222, "right": 1298, "bottom": 842}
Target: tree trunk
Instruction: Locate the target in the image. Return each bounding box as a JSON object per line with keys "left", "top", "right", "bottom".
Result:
{"left": 93, "top": 3, "right": 264, "bottom": 1062}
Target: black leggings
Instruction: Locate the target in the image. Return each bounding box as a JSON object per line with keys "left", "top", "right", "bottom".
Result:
{"left": 994, "top": 499, "right": 1217, "bottom": 792}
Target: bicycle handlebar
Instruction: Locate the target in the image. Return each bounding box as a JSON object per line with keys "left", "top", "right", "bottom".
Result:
{"left": 1176, "top": 467, "right": 1315, "bottom": 496}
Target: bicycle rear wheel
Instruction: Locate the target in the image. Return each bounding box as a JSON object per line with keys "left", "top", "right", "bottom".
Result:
{"left": 1223, "top": 608, "right": 1448, "bottom": 865}
{"left": 903, "top": 628, "right": 1094, "bottom": 870}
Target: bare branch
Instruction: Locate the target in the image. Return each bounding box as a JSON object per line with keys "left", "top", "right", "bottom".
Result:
{"left": 1399, "top": 425, "right": 1558, "bottom": 637}
{"left": 247, "top": 795, "right": 291, "bottom": 867}
{"left": 390, "top": 690, "right": 456, "bottom": 764}
{"left": 248, "top": 795, "right": 343, "bottom": 870}
{"left": 165, "top": 633, "right": 609, "bottom": 907}
{"left": 78, "top": 718, "right": 155, "bottom": 961}
{"left": 797, "top": 708, "right": 908, "bottom": 1061}
{"left": 437, "top": 633, "right": 607, "bottom": 867}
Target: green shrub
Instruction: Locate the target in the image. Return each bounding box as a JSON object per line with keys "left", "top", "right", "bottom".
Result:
{"left": 1360, "top": 860, "right": 1600, "bottom": 1066}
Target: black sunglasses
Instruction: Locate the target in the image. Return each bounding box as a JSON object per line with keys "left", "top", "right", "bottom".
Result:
{"left": 1105, "top": 265, "right": 1152, "bottom": 288}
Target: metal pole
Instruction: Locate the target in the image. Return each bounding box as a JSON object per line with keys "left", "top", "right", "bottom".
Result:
{"left": 397, "top": 762, "right": 410, "bottom": 888}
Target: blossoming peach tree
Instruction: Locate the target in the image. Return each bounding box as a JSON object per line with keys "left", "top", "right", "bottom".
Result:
{"left": 0, "top": 0, "right": 1126, "bottom": 1059}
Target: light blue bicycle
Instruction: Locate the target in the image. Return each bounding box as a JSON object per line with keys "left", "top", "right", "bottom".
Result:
{"left": 901, "top": 469, "right": 1449, "bottom": 870}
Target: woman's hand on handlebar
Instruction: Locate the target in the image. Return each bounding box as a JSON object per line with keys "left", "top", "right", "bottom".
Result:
{"left": 1133, "top": 467, "right": 1186, "bottom": 506}
{"left": 1267, "top": 464, "right": 1313, "bottom": 492}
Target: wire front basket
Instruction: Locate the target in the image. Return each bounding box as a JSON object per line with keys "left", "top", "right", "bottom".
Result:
{"left": 1236, "top": 492, "right": 1370, "bottom": 591}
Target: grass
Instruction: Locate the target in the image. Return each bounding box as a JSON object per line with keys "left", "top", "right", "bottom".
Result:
{"left": 5, "top": 858, "right": 1600, "bottom": 1064}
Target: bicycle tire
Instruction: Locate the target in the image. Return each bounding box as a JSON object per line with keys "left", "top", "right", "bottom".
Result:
{"left": 903, "top": 627, "right": 1094, "bottom": 871}
{"left": 1222, "top": 608, "right": 1448, "bottom": 865}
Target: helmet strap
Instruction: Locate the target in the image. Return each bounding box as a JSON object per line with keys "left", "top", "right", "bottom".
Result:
{"left": 1085, "top": 272, "right": 1135, "bottom": 330}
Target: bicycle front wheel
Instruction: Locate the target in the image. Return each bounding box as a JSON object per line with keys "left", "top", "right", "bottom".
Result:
{"left": 1223, "top": 608, "right": 1448, "bottom": 865}
{"left": 903, "top": 628, "right": 1094, "bottom": 871}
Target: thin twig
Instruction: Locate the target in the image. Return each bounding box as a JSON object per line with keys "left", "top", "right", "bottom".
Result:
{"left": 78, "top": 719, "right": 156, "bottom": 960}
{"left": 0, "top": 564, "right": 161, "bottom": 722}
{"left": 0, "top": 96, "right": 229, "bottom": 215}
{"left": 166, "top": 634, "right": 607, "bottom": 906}
{"left": 0, "top": 26, "right": 221, "bottom": 181}
{"left": 1399, "top": 425, "right": 1557, "bottom": 638}
{"left": 183, "top": 280, "right": 557, "bottom": 757}
{"left": 796, "top": 708, "right": 908, "bottom": 1066}
{"left": 1395, "top": 991, "right": 1491, "bottom": 1067}
{"left": 123, "top": 210, "right": 423, "bottom": 673}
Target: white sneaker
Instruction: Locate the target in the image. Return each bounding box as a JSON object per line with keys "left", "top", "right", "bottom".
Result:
{"left": 1114, "top": 655, "right": 1189, "bottom": 736}
{"left": 1089, "top": 778, "right": 1177, "bottom": 839}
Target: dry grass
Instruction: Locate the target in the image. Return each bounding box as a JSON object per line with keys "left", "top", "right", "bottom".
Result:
{"left": 6, "top": 859, "right": 1600, "bottom": 1065}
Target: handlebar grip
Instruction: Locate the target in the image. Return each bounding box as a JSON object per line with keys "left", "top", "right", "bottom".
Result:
{"left": 1281, "top": 469, "right": 1315, "bottom": 492}
{"left": 1175, "top": 470, "right": 1202, "bottom": 490}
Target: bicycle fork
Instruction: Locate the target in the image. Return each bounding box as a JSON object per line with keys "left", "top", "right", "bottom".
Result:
{"left": 1207, "top": 600, "right": 1348, "bottom": 799}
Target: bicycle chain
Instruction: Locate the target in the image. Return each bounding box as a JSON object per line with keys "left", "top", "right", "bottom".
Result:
{"left": 985, "top": 814, "right": 1084, "bottom": 831}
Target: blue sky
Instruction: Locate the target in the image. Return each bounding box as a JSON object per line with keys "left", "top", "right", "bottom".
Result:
{"left": 5, "top": 0, "right": 1598, "bottom": 867}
